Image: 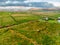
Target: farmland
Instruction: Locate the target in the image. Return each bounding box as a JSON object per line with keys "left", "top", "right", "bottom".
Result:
{"left": 0, "top": 11, "right": 60, "bottom": 45}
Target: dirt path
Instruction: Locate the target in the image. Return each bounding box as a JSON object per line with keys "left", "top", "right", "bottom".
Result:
{"left": 0, "top": 20, "right": 31, "bottom": 29}
{"left": 10, "top": 30, "right": 39, "bottom": 45}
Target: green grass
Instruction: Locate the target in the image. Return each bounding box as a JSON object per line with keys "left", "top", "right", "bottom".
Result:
{"left": 0, "top": 12, "right": 60, "bottom": 45}
{"left": 0, "top": 12, "right": 40, "bottom": 27}
{"left": 9, "top": 21, "right": 60, "bottom": 45}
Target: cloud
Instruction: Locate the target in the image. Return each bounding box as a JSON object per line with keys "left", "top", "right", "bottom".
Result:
{"left": 0, "top": 0, "right": 60, "bottom": 2}
{"left": 0, "top": 0, "right": 60, "bottom": 6}
{"left": 0, "top": 0, "right": 26, "bottom": 5}
{"left": 0, "top": 0, "right": 26, "bottom": 2}
{"left": 26, "top": 0, "right": 60, "bottom": 6}
{"left": 5, "top": 1, "right": 11, "bottom": 4}
{"left": 26, "top": 0, "right": 60, "bottom": 2}
{"left": 5, "top": 1, "right": 21, "bottom": 4}
{"left": 49, "top": 2, "right": 60, "bottom": 6}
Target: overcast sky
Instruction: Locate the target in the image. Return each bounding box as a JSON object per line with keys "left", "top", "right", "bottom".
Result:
{"left": 26, "top": 0, "right": 60, "bottom": 6}
{"left": 27, "top": 0, "right": 60, "bottom": 2}
{"left": 0, "top": 0, "right": 60, "bottom": 6}
{"left": 0, "top": 0, "right": 60, "bottom": 2}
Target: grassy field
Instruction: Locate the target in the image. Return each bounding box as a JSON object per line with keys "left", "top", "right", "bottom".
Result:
{"left": 0, "top": 12, "right": 60, "bottom": 45}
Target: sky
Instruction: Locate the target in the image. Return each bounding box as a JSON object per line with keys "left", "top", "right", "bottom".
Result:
{"left": 0, "top": 0, "right": 60, "bottom": 6}
{"left": 26, "top": 0, "right": 60, "bottom": 6}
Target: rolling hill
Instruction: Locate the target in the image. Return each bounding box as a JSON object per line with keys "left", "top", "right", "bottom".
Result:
{"left": 0, "top": 12, "right": 60, "bottom": 45}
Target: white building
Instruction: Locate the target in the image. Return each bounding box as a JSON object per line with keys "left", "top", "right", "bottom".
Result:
{"left": 58, "top": 17, "right": 60, "bottom": 23}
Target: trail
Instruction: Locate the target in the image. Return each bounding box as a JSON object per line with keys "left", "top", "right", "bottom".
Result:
{"left": 0, "top": 20, "right": 32, "bottom": 29}
{"left": 10, "top": 30, "right": 39, "bottom": 45}
{"left": 9, "top": 15, "right": 18, "bottom": 23}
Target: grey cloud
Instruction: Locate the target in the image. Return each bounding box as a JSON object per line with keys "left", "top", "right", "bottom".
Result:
{"left": 0, "top": 0, "right": 26, "bottom": 2}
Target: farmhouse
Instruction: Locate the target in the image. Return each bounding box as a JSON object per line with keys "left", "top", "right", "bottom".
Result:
{"left": 57, "top": 17, "right": 60, "bottom": 23}
{"left": 42, "top": 17, "right": 49, "bottom": 21}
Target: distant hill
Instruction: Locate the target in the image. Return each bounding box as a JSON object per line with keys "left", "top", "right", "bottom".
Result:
{"left": 28, "top": 7, "right": 60, "bottom": 12}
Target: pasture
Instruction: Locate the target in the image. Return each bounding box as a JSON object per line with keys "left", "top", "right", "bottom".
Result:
{"left": 0, "top": 12, "right": 60, "bottom": 45}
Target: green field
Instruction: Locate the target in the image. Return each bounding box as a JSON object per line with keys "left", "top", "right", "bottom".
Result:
{"left": 0, "top": 12, "right": 60, "bottom": 45}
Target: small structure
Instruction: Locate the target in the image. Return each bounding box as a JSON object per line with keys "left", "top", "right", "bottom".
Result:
{"left": 43, "top": 17, "right": 49, "bottom": 21}
{"left": 45, "top": 17, "right": 49, "bottom": 21}
{"left": 57, "top": 17, "right": 60, "bottom": 23}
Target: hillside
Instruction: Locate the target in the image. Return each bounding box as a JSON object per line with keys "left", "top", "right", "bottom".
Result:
{"left": 0, "top": 12, "right": 60, "bottom": 45}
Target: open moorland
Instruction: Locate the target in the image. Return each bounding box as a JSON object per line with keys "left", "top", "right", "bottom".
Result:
{"left": 0, "top": 11, "right": 60, "bottom": 45}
